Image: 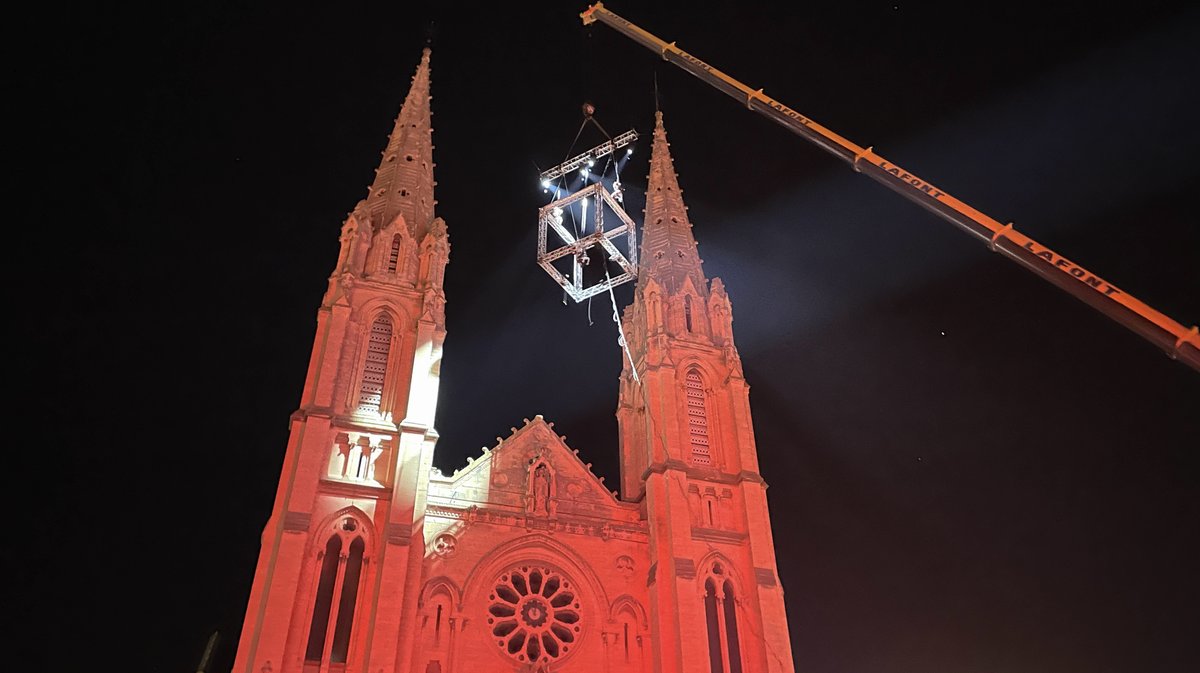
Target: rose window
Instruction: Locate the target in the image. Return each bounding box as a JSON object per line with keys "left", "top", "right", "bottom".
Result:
{"left": 487, "top": 565, "right": 582, "bottom": 664}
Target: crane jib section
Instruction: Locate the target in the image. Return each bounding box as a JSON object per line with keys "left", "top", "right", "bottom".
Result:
{"left": 581, "top": 2, "right": 1199, "bottom": 370}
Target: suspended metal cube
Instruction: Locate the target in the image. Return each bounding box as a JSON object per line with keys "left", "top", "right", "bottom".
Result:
{"left": 537, "top": 182, "right": 638, "bottom": 302}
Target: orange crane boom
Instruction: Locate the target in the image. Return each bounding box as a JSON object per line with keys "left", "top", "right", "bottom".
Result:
{"left": 581, "top": 2, "right": 1200, "bottom": 372}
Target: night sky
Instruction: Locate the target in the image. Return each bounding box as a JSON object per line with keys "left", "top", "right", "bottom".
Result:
{"left": 23, "top": 2, "right": 1200, "bottom": 672}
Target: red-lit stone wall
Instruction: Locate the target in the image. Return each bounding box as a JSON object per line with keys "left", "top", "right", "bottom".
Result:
{"left": 409, "top": 418, "right": 651, "bottom": 672}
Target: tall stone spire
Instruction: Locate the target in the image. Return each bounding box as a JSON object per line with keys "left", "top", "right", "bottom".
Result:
{"left": 639, "top": 111, "right": 706, "bottom": 293}
{"left": 365, "top": 48, "right": 436, "bottom": 240}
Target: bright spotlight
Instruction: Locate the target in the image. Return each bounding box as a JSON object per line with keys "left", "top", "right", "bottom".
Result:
{"left": 580, "top": 167, "right": 589, "bottom": 177}
{"left": 626, "top": 148, "right": 633, "bottom": 155}
{"left": 540, "top": 178, "right": 551, "bottom": 189}
{"left": 586, "top": 157, "right": 595, "bottom": 168}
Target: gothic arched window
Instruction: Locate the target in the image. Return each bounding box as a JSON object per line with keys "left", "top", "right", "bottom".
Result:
{"left": 330, "top": 537, "right": 365, "bottom": 662}
{"left": 722, "top": 580, "right": 743, "bottom": 673}
{"left": 305, "top": 517, "right": 368, "bottom": 666}
{"left": 685, "top": 369, "right": 712, "bottom": 466}
{"left": 704, "top": 579, "right": 722, "bottom": 673}
{"left": 423, "top": 586, "right": 454, "bottom": 650}
{"left": 701, "top": 564, "right": 743, "bottom": 673}
{"left": 611, "top": 602, "right": 645, "bottom": 672}
{"left": 305, "top": 536, "right": 342, "bottom": 661}
{"left": 357, "top": 314, "right": 393, "bottom": 413}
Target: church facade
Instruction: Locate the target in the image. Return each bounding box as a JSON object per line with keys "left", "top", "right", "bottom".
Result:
{"left": 231, "top": 49, "right": 795, "bottom": 673}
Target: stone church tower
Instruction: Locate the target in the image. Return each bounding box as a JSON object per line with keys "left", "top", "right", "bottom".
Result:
{"left": 232, "top": 50, "right": 795, "bottom": 673}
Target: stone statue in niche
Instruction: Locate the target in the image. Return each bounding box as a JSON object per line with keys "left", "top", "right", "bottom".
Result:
{"left": 421, "top": 287, "right": 445, "bottom": 326}
{"left": 533, "top": 463, "right": 551, "bottom": 515}
{"left": 349, "top": 211, "right": 374, "bottom": 276}
{"left": 336, "top": 217, "right": 357, "bottom": 273}
{"left": 724, "top": 343, "right": 743, "bottom": 377}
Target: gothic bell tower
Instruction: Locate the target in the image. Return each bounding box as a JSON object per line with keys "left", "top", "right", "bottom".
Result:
{"left": 232, "top": 48, "right": 449, "bottom": 673}
{"left": 617, "top": 112, "right": 796, "bottom": 673}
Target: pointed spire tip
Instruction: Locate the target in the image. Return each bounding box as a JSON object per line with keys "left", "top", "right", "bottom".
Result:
{"left": 641, "top": 108, "right": 706, "bottom": 290}
{"left": 365, "top": 48, "right": 436, "bottom": 238}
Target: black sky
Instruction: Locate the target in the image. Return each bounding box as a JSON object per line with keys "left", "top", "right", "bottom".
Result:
{"left": 19, "top": 2, "right": 1200, "bottom": 672}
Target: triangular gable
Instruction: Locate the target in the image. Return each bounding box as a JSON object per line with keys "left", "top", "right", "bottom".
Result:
{"left": 434, "top": 415, "right": 618, "bottom": 507}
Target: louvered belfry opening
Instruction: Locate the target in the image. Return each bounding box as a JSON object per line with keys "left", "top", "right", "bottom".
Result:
{"left": 686, "top": 369, "right": 712, "bottom": 465}
{"left": 387, "top": 234, "right": 402, "bottom": 274}
{"left": 357, "top": 315, "right": 393, "bottom": 413}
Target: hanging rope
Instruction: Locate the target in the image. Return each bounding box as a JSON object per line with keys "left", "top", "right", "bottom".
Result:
{"left": 558, "top": 116, "right": 589, "bottom": 240}
{"left": 558, "top": 105, "right": 620, "bottom": 323}
{"left": 605, "top": 268, "right": 638, "bottom": 383}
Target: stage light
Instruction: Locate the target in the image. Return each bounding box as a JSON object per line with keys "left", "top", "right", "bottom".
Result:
{"left": 541, "top": 178, "right": 551, "bottom": 189}
{"left": 626, "top": 148, "right": 633, "bottom": 155}
{"left": 580, "top": 167, "right": 589, "bottom": 177}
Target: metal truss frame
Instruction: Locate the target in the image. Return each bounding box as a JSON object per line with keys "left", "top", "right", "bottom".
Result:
{"left": 538, "top": 130, "right": 639, "bottom": 183}
{"left": 537, "top": 182, "right": 638, "bottom": 303}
